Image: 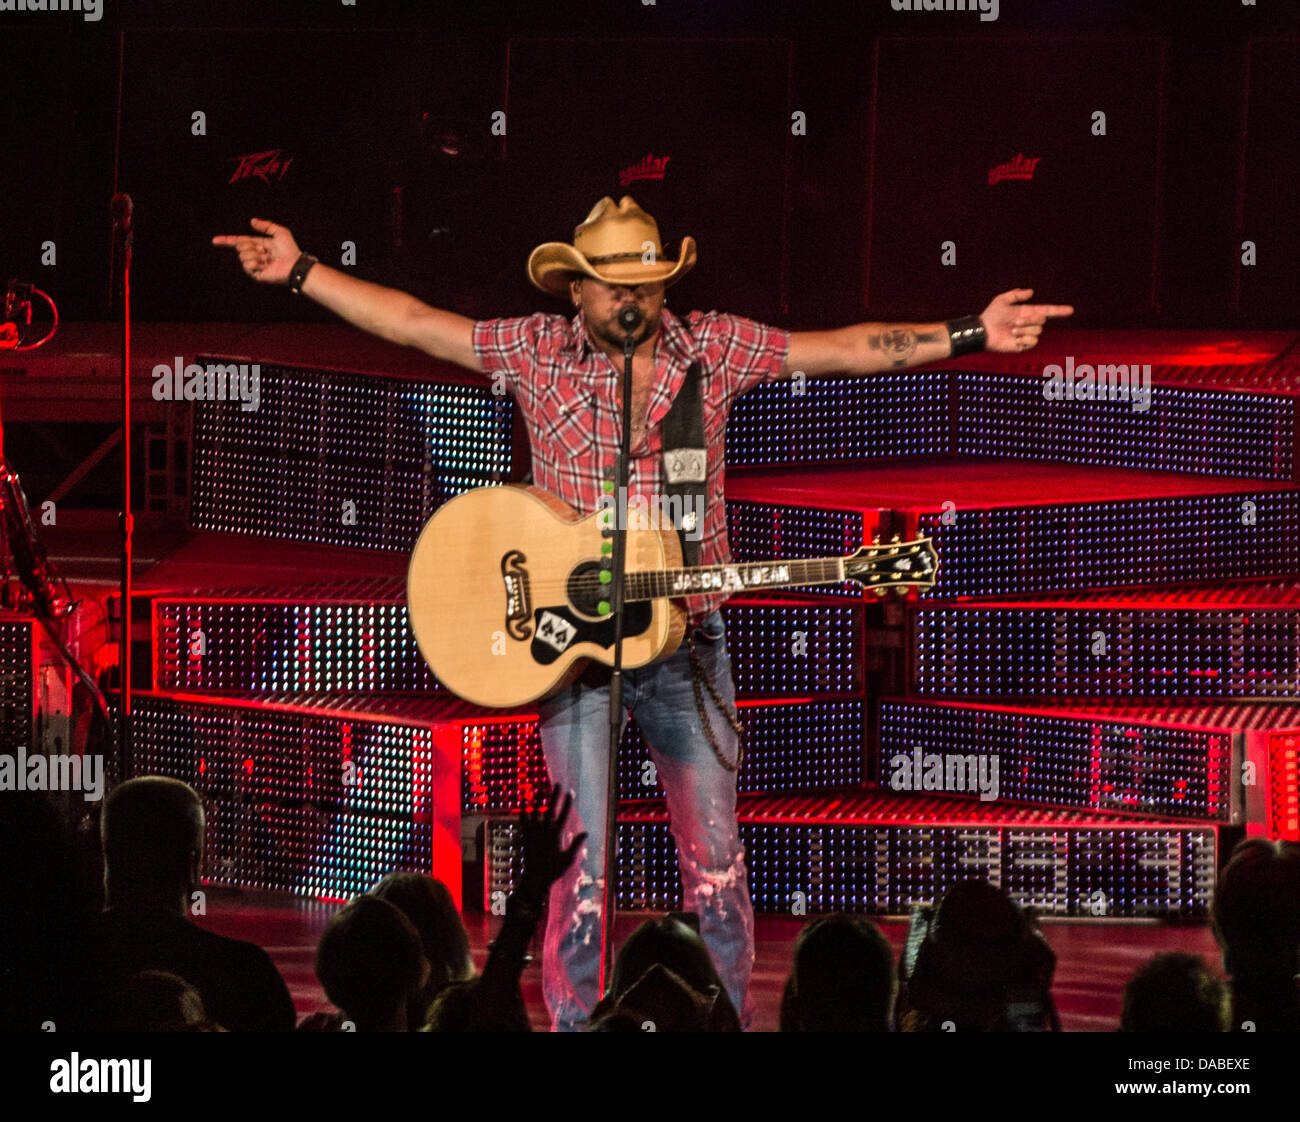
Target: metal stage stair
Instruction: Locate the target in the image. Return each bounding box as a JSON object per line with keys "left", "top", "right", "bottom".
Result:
{"left": 107, "top": 330, "right": 1299, "bottom": 915}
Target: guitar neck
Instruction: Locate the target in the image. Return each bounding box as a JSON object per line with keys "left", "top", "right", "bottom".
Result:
{"left": 627, "top": 557, "right": 848, "bottom": 601}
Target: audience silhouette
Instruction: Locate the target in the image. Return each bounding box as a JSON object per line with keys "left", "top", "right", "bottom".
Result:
{"left": 1211, "top": 837, "right": 1300, "bottom": 1032}
{"left": 0, "top": 790, "right": 96, "bottom": 1030}
{"left": 315, "top": 895, "right": 429, "bottom": 1032}
{"left": 81, "top": 776, "right": 295, "bottom": 1031}
{"left": 780, "top": 914, "right": 895, "bottom": 1032}
{"left": 371, "top": 872, "right": 476, "bottom": 1028}
{"left": 589, "top": 915, "right": 741, "bottom": 1031}
{"left": 1120, "top": 951, "right": 1230, "bottom": 1033}
{"left": 16, "top": 769, "right": 1299, "bottom": 1036}
{"left": 895, "top": 880, "right": 1059, "bottom": 1032}
{"left": 102, "top": 968, "right": 226, "bottom": 1032}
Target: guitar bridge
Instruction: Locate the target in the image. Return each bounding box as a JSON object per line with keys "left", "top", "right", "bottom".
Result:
{"left": 501, "top": 550, "right": 532, "bottom": 641}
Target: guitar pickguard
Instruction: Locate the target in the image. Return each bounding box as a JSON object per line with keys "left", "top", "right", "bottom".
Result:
{"left": 529, "top": 603, "right": 654, "bottom": 666}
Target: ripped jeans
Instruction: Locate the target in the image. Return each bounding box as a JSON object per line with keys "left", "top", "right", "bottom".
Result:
{"left": 536, "top": 609, "right": 754, "bottom": 1032}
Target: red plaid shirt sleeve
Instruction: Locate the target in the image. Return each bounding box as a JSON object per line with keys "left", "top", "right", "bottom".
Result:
{"left": 471, "top": 312, "right": 557, "bottom": 395}
{"left": 684, "top": 310, "right": 790, "bottom": 403}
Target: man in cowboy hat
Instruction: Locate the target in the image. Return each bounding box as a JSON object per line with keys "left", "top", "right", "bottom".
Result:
{"left": 215, "top": 198, "right": 1071, "bottom": 1031}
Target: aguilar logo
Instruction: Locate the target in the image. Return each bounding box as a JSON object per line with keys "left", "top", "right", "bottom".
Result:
{"left": 987, "top": 152, "right": 1041, "bottom": 185}
{"left": 229, "top": 148, "right": 294, "bottom": 185}
{"left": 619, "top": 153, "right": 670, "bottom": 187}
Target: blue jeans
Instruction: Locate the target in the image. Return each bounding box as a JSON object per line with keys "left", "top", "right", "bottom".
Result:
{"left": 536, "top": 609, "right": 754, "bottom": 1031}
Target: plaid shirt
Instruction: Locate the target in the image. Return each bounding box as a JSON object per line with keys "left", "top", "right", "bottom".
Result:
{"left": 472, "top": 306, "right": 790, "bottom": 623}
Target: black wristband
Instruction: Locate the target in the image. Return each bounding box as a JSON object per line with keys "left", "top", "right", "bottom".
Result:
{"left": 946, "top": 315, "right": 987, "bottom": 358}
{"left": 288, "top": 253, "right": 318, "bottom": 295}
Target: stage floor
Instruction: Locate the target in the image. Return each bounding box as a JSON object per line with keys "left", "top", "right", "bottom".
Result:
{"left": 196, "top": 886, "right": 1224, "bottom": 1032}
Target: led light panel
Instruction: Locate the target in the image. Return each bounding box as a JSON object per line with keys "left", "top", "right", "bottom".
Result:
{"left": 725, "top": 369, "right": 951, "bottom": 467}
{"left": 721, "top": 599, "right": 863, "bottom": 698}
{"left": 917, "top": 491, "right": 1300, "bottom": 598}
{"left": 131, "top": 694, "right": 449, "bottom": 900}
{"left": 914, "top": 603, "right": 1300, "bottom": 699}
{"left": 878, "top": 700, "right": 1236, "bottom": 821}
{"left": 1270, "top": 732, "right": 1300, "bottom": 841}
{"left": 462, "top": 698, "right": 868, "bottom": 814}
{"left": 0, "top": 617, "right": 34, "bottom": 749}
{"left": 154, "top": 597, "right": 443, "bottom": 694}
{"left": 956, "top": 372, "right": 1295, "bottom": 481}
{"left": 485, "top": 803, "right": 1216, "bottom": 917}
{"left": 152, "top": 595, "right": 863, "bottom": 700}
{"left": 723, "top": 366, "right": 1293, "bottom": 479}
{"left": 191, "top": 361, "right": 513, "bottom": 552}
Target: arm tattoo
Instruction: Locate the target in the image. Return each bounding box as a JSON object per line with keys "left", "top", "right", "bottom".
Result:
{"left": 869, "top": 327, "right": 945, "bottom": 367}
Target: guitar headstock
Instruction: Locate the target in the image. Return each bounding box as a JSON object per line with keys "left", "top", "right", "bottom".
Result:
{"left": 844, "top": 535, "right": 939, "bottom": 596}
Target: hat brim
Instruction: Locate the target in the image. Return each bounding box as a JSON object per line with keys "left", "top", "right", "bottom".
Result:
{"left": 527, "top": 236, "right": 697, "bottom": 298}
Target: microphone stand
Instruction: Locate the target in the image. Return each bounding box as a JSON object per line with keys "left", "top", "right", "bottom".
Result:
{"left": 598, "top": 304, "right": 642, "bottom": 995}
{"left": 111, "top": 194, "right": 134, "bottom": 783}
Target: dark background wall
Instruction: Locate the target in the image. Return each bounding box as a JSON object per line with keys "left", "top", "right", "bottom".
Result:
{"left": 1, "top": 0, "right": 1296, "bottom": 330}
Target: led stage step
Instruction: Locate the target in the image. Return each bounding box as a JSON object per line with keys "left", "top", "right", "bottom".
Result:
{"left": 485, "top": 792, "right": 1218, "bottom": 918}
{"left": 952, "top": 370, "right": 1295, "bottom": 481}
{"left": 151, "top": 587, "right": 865, "bottom": 701}
{"left": 190, "top": 358, "right": 515, "bottom": 553}
{"left": 878, "top": 699, "right": 1300, "bottom": 825}
{"left": 727, "top": 460, "right": 1300, "bottom": 599}
{"left": 912, "top": 578, "right": 1300, "bottom": 701}
{"left": 460, "top": 695, "right": 869, "bottom": 813}
{"left": 1269, "top": 730, "right": 1300, "bottom": 841}
{"left": 728, "top": 366, "right": 1295, "bottom": 480}
{"left": 130, "top": 691, "right": 462, "bottom": 903}
{"left": 130, "top": 690, "right": 869, "bottom": 901}
{"left": 185, "top": 348, "right": 1297, "bottom": 556}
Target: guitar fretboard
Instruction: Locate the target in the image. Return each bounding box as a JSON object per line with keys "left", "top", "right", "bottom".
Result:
{"left": 627, "top": 557, "right": 847, "bottom": 600}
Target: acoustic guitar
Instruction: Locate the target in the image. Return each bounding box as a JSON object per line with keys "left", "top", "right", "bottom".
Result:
{"left": 406, "top": 484, "right": 938, "bottom": 708}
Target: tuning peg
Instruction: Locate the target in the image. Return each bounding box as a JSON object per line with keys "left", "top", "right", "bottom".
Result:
{"left": 871, "top": 533, "right": 881, "bottom": 545}
{"left": 891, "top": 534, "right": 901, "bottom": 544}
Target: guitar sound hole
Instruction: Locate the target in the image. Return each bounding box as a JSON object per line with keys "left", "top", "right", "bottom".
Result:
{"left": 566, "top": 561, "right": 609, "bottom": 618}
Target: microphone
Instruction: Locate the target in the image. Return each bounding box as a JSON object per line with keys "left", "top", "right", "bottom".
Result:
{"left": 617, "top": 304, "right": 643, "bottom": 336}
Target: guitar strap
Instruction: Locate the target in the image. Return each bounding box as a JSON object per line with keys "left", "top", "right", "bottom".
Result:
{"left": 658, "top": 305, "right": 713, "bottom": 567}
{"left": 657, "top": 358, "right": 706, "bottom": 568}
{"left": 657, "top": 323, "right": 745, "bottom": 774}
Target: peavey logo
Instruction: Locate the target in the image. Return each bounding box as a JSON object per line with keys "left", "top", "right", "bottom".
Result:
{"left": 987, "top": 152, "right": 1041, "bottom": 185}
{"left": 619, "top": 153, "right": 670, "bottom": 187}
{"left": 229, "top": 148, "right": 294, "bottom": 185}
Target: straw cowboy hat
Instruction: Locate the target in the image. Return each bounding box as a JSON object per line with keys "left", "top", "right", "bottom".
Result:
{"left": 527, "top": 196, "right": 697, "bottom": 297}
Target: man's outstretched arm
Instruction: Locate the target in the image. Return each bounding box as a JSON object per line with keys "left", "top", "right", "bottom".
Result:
{"left": 780, "top": 288, "right": 1074, "bottom": 378}
{"left": 212, "top": 218, "right": 484, "bottom": 374}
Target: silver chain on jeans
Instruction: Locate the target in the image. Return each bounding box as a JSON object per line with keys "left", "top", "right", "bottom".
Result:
{"left": 686, "top": 629, "right": 745, "bottom": 773}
